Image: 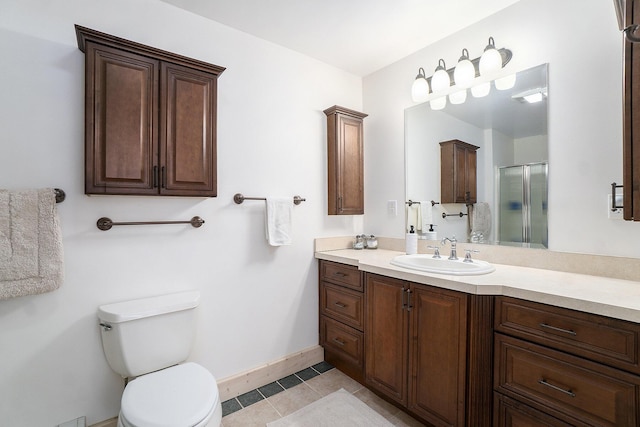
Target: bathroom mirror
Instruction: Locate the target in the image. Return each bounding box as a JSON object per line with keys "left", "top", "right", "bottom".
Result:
{"left": 405, "top": 63, "right": 548, "bottom": 247}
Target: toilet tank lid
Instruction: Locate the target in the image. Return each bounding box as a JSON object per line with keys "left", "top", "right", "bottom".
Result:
{"left": 98, "top": 291, "right": 200, "bottom": 323}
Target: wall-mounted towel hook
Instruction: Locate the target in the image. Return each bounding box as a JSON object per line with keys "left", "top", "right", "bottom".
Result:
{"left": 54, "top": 188, "right": 65, "bottom": 203}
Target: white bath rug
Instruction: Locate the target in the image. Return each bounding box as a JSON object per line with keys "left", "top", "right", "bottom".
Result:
{"left": 266, "top": 388, "right": 394, "bottom": 427}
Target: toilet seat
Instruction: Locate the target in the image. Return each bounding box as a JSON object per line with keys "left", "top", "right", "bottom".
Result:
{"left": 120, "top": 363, "right": 219, "bottom": 427}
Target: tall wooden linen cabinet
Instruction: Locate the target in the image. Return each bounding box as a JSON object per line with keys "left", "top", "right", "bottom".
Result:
{"left": 324, "top": 106, "right": 367, "bottom": 215}
{"left": 75, "top": 25, "right": 225, "bottom": 197}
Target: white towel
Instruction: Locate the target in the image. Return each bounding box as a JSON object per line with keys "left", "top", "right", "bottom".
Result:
{"left": 265, "top": 198, "right": 293, "bottom": 246}
{"left": 470, "top": 202, "right": 492, "bottom": 237}
{"left": 406, "top": 202, "right": 422, "bottom": 233}
{"left": 0, "top": 188, "right": 64, "bottom": 300}
{"left": 420, "top": 201, "right": 434, "bottom": 231}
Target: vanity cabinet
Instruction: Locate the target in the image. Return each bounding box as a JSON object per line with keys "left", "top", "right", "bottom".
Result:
{"left": 440, "top": 139, "right": 478, "bottom": 204}
{"left": 319, "top": 260, "right": 365, "bottom": 382}
{"left": 76, "top": 25, "right": 225, "bottom": 197}
{"left": 324, "top": 106, "right": 367, "bottom": 215}
{"left": 494, "top": 296, "right": 640, "bottom": 426}
{"left": 365, "top": 273, "right": 494, "bottom": 427}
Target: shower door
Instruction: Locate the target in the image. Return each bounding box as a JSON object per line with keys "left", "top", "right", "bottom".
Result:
{"left": 498, "top": 163, "right": 548, "bottom": 247}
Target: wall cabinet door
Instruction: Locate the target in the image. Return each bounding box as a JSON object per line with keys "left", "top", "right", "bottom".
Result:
{"left": 324, "top": 106, "right": 367, "bottom": 215}
{"left": 623, "top": 0, "right": 640, "bottom": 220}
{"left": 365, "top": 274, "right": 408, "bottom": 405}
{"left": 84, "top": 43, "right": 159, "bottom": 195}
{"left": 408, "top": 285, "right": 468, "bottom": 427}
{"left": 440, "top": 139, "right": 479, "bottom": 204}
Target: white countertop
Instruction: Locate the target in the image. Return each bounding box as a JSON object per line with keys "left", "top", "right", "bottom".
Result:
{"left": 315, "top": 248, "right": 640, "bottom": 323}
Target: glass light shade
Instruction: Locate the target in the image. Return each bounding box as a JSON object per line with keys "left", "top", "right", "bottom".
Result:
{"left": 431, "top": 59, "right": 450, "bottom": 93}
{"left": 471, "top": 81, "right": 491, "bottom": 98}
{"left": 454, "top": 49, "right": 475, "bottom": 89}
{"left": 495, "top": 73, "right": 516, "bottom": 90}
{"left": 411, "top": 67, "right": 430, "bottom": 102}
{"left": 430, "top": 96, "right": 446, "bottom": 110}
{"left": 449, "top": 89, "right": 467, "bottom": 104}
{"left": 479, "top": 37, "right": 502, "bottom": 76}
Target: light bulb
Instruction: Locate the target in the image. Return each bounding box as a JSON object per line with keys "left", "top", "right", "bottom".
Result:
{"left": 479, "top": 37, "right": 502, "bottom": 77}
{"left": 411, "top": 67, "right": 430, "bottom": 102}
{"left": 449, "top": 89, "right": 467, "bottom": 105}
{"left": 495, "top": 73, "right": 516, "bottom": 90}
{"left": 430, "top": 96, "right": 446, "bottom": 110}
{"left": 471, "top": 81, "right": 491, "bottom": 98}
{"left": 431, "top": 59, "right": 450, "bottom": 93}
{"left": 453, "top": 48, "right": 475, "bottom": 89}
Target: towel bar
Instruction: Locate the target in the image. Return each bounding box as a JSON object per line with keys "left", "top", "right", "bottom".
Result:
{"left": 96, "top": 216, "right": 205, "bottom": 231}
{"left": 233, "top": 193, "right": 306, "bottom": 205}
{"left": 442, "top": 212, "right": 467, "bottom": 218}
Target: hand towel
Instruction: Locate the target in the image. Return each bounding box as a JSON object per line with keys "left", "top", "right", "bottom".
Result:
{"left": 419, "top": 201, "right": 434, "bottom": 232}
{"left": 0, "top": 188, "right": 64, "bottom": 300}
{"left": 470, "top": 202, "right": 492, "bottom": 238}
{"left": 406, "top": 202, "right": 422, "bottom": 233}
{"left": 265, "top": 197, "right": 293, "bottom": 246}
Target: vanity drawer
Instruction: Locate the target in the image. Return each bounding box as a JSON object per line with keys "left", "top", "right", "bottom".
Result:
{"left": 495, "top": 296, "right": 640, "bottom": 374}
{"left": 494, "top": 393, "right": 572, "bottom": 427}
{"left": 319, "top": 260, "right": 362, "bottom": 291}
{"left": 320, "top": 315, "right": 364, "bottom": 370}
{"left": 320, "top": 282, "right": 364, "bottom": 331}
{"left": 495, "top": 333, "right": 640, "bottom": 426}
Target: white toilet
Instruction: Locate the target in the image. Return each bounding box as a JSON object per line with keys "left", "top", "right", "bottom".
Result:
{"left": 97, "top": 291, "right": 222, "bottom": 427}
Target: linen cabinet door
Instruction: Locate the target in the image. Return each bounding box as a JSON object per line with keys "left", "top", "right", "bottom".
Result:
{"left": 365, "top": 273, "right": 409, "bottom": 406}
{"left": 408, "top": 285, "right": 468, "bottom": 427}
{"left": 160, "top": 62, "right": 217, "bottom": 196}
{"left": 84, "top": 42, "right": 159, "bottom": 195}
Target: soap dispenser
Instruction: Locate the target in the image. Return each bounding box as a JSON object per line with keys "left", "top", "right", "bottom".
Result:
{"left": 406, "top": 225, "right": 418, "bottom": 255}
{"left": 424, "top": 224, "right": 437, "bottom": 240}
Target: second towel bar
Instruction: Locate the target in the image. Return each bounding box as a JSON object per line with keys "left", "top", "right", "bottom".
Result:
{"left": 234, "top": 193, "right": 306, "bottom": 205}
{"left": 97, "top": 216, "right": 205, "bottom": 231}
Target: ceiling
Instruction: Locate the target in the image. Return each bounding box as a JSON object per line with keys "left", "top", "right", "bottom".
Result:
{"left": 158, "top": 0, "right": 521, "bottom": 76}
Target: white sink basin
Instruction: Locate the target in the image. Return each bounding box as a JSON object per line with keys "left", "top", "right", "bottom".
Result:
{"left": 390, "top": 254, "right": 495, "bottom": 276}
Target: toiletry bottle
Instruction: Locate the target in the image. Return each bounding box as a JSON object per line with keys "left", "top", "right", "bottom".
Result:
{"left": 424, "top": 224, "right": 437, "bottom": 240}
{"left": 406, "top": 225, "right": 418, "bottom": 255}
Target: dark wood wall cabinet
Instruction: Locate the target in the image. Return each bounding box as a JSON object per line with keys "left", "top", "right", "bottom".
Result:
{"left": 618, "top": 0, "right": 640, "bottom": 220}
{"left": 440, "top": 139, "right": 478, "bottom": 204}
{"left": 75, "top": 25, "right": 225, "bottom": 197}
{"left": 494, "top": 296, "right": 640, "bottom": 426}
{"left": 324, "top": 106, "right": 367, "bottom": 215}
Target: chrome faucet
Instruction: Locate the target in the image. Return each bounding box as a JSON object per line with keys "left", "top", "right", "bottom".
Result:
{"left": 441, "top": 236, "right": 458, "bottom": 260}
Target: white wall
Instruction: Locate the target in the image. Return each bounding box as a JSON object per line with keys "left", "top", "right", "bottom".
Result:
{"left": 363, "top": 0, "right": 639, "bottom": 257}
{"left": 0, "top": 1, "right": 362, "bottom": 425}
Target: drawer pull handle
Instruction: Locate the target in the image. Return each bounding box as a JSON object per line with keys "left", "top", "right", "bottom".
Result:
{"left": 332, "top": 338, "right": 345, "bottom": 346}
{"left": 539, "top": 323, "right": 577, "bottom": 336}
{"left": 333, "top": 272, "right": 347, "bottom": 277}
{"left": 538, "top": 379, "right": 576, "bottom": 397}
{"left": 334, "top": 302, "right": 347, "bottom": 308}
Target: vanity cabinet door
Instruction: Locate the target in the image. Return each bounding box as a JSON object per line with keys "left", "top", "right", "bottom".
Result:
{"left": 324, "top": 105, "right": 368, "bottom": 215}
{"left": 408, "top": 285, "right": 468, "bottom": 427}
{"left": 623, "top": 0, "right": 640, "bottom": 220}
{"left": 365, "top": 273, "right": 409, "bottom": 405}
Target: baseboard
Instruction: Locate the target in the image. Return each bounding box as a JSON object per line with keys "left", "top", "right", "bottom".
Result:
{"left": 217, "top": 345, "right": 324, "bottom": 401}
{"left": 89, "top": 417, "right": 117, "bottom": 427}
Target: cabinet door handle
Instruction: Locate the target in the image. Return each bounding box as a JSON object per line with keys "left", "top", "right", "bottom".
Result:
{"left": 334, "top": 302, "right": 347, "bottom": 308}
{"left": 539, "top": 323, "right": 577, "bottom": 336}
{"left": 538, "top": 379, "right": 576, "bottom": 397}
{"left": 338, "top": 196, "right": 343, "bottom": 212}
{"left": 153, "top": 166, "right": 159, "bottom": 188}
{"left": 332, "top": 337, "right": 345, "bottom": 346}
{"left": 406, "top": 288, "right": 413, "bottom": 312}
{"left": 161, "top": 166, "right": 166, "bottom": 188}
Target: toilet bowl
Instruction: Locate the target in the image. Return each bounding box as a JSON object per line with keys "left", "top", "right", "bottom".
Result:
{"left": 117, "top": 363, "right": 222, "bottom": 427}
{"left": 97, "top": 291, "right": 222, "bottom": 427}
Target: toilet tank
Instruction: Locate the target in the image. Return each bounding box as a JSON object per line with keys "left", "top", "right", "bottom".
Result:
{"left": 97, "top": 291, "right": 200, "bottom": 378}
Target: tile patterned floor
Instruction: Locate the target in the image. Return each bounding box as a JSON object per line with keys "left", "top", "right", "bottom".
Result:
{"left": 220, "top": 362, "right": 426, "bottom": 426}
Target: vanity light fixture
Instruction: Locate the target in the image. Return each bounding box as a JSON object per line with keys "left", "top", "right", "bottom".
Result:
{"left": 410, "top": 37, "right": 512, "bottom": 106}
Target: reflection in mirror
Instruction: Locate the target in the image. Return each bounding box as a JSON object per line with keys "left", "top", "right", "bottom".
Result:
{"left": 405, "top": 63, "right": 548, "bottom": 248}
